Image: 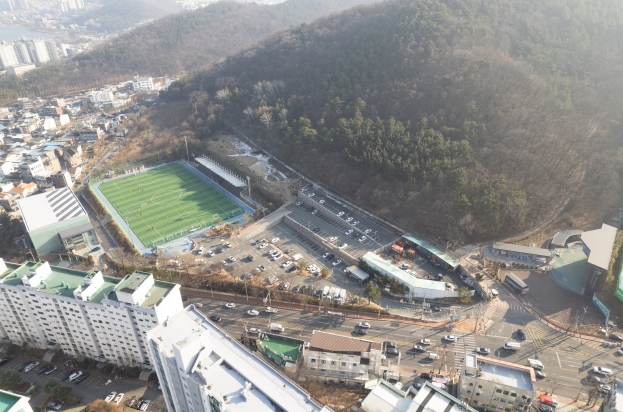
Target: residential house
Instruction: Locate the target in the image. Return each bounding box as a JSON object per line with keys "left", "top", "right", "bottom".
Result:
{"left": 0, "top": 191, "right": 19, "bottom": 211}
{"left": 18, "top": 158, "right": 45, "bottom": 182}
{"left": 79, "top": 128, "right": 102, "bottom": 141}
{"left": 8, "top": 182, "right": 38, "bottom": 198}
{"left": 303, "top": 330, "right": 383, "bottom": 387}
{"left": 61, "top": 146, "right": 82, "bottom": 167}
{"left": 132, "top": 74, "right": 153, "bottom": 92}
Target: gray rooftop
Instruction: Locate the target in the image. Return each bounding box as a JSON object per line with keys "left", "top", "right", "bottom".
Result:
{"left": 551, "top": 229, "right": 583, "bottom": 248}
{"left": 58, "top": 222, "right": 94, "bottom": 240}
{"left": 492, "top": 242, "right": 552, "bottom": 257}
{"left": 581, "top": 224, "right": 617, "bottom": 270}
{"left": 474, "top": 355, "right": 535, "bottom": 392}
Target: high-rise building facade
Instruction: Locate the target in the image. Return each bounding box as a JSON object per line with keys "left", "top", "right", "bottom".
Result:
{"left": 0, "top": 260, "right": 184, "bottom": 367}
{"left": 0, "top": 43, "right": 19, "bottom": 69}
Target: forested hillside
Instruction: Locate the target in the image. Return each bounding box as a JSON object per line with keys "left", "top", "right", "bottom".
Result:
{"left": 164, "top": 0, "right": 623, "bottom": 238}
{"left": 0, "top": 0, "right": 382, "bottom": 103}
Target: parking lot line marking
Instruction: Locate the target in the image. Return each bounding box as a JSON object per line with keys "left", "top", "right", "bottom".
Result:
{"left": 556, "top": 352, "right": 561, "bottom": 368}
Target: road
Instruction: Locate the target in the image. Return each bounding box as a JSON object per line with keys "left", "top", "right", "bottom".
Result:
{"left": 185, "top": 284, "right": 620, "bottom": 401}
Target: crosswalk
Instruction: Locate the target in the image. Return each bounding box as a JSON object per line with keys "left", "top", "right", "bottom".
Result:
{"left": 453, "top": 333, "right": 478, "bottom": 372}
{"left": 490, "top": 300, "right": 526, "bottom": 312}
{"left": 524, "top": 322, "right": 605, "bottom": 354}
{"left": 483, "top": 303, "right": 497, "bottom": 319}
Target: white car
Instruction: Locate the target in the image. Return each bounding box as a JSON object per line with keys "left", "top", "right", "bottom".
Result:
{"left": 444, "top": 335, "right": 458, "bottom": 342}
{"left": 337, "top": 211, "right": 345, "bottom": 217}
{"left": 105, "top": 392, "right": 117, "bottom": 403}
{"left": 319, "top": 199, "right": 325, "bottom": 204}
{"left": 247, "top": 310, "right": 259, "bottom": 316}
{"left": 345, "top": 229, "right": 353, "bottom": 235}
{"left": 475, "top": 347, "right": 490, "bottom": 355}
{"left": 365, "top": 228, "right": 372, "bottom": 234}
{"left": 338, "top": 243, "right": 347, "bottom": 250}
{"left": 259, "top": 243, "right": 268, "bottom": 249}
{"left": 281, "top": 260, "right": 292, "bottom": 268}
{"left": 269, "top": 250, "right": 279, "bottom": 256}
{"left": 295, "top": 201, "right": 302, "bottom": 206}
{"left": 420, "top": 339, "right": 432, "bottom": 345}
{"left": 358, "top": 322, "right": 371, "bottom": 329}
{"left": 249, "top": 327, "right": 261, "bottom": 334}
{"left": 351, "top": 220, "right": 359, "bottom": 225}
{"left": 333, "top": 259, "right": 342, "bottom": 266}
{"left": 224, "top": 242, "right": 231, "bottom": 247}
{"left": 593, "top": 366, "right": 613, "bottom": 376}
{"left": 358, "top": 236, "right": 367, "bottom": 243}
{"left": 265, "top": 307, "right": 278, "bottom": 313}
{"left": 225, "top": 303, "right": 236, "bottom": 309}
{"left": 323, "top": 252, "right": 331, "bottom": 259}
{"left": 271, "top": 254, "right": 282, "bottom": 261}
{"left": 328, "top": 237, "right": 337, "bottom": 242}
{"left": 600, "top": 384, "right": 612, "bottom": 393}
{"left": 197, "top": 246, "right": 204, "bottom": 254}
{"left": 307, "top": 192, "right": 315, "bottom": 197}
{"left": 228, "top": 256, "right": 236, "bottom": 262}
{"left": 346, "top": 217, "right": 353, "bottom": 222}
{"left": 207, "top": 250, "right": 214, "bottom": 257}
{"left": 195, "top": 303, "right": 203, "bottom": 307}
{"left": 617, "top": 348, "right": 623, "bottom": 355}
{"left": 400, "top": 263, "right": 409, "bottom": 269}
{"left": 271, "top": 237, "right": 280, "bottom": 243}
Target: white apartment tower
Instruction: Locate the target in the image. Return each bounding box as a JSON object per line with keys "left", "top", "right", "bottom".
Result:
{"left": 132, "top": 74, "right": 153, "bottom": 92}
{"left": 147, "top": 306, "right": 332, "bottom": 412}
{"left": 28, "top": 40, "right": 50, "bottom": 64}
{"left": 0, "top": 43, "right": 19, "bottom": 69}
{"left": 0, "top": 260, "right": 183, "bottom": 368}
{"left": 14, "top": 43, "right": 32, "bottom": 64}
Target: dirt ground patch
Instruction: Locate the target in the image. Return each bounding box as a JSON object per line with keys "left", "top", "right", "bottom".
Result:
{"left": 501, "top": 269, "right": 604, "bottom": 329}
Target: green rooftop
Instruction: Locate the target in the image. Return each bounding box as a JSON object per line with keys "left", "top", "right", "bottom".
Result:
{"left": 259, "top": 336, "right": 301, "bottom": 361}
{"left": 0, "top": 261, "right": 177, "bottom": 308}
{"left": 0, "top": 389, "right": 22, "bottom": 412}
{"left": 116, "top": 271, "right": 151, "bottom": 294}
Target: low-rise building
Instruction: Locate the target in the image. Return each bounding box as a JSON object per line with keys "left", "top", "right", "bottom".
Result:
{"left": 303, "top": 330, "right": 383, "bottom": 387}
{"left": 459, "top": 354, "right": 536, "bottom": 411}
{"left": 8, "top": 182, "right": 37, "bottom": 198}
{"left": 0, "top": 389, "right": 34, "bottom": 412}
{"left": 361, "top": 380, "right": 477, "bottom": 412}
{"left": 42, "top": 106, "right": 63, "bottom": 116}
{"left": 132, "top": 74, "right": 153, "bottom": 92}
{"left": 79, "top": 128, "right": 102, "bottom": 141}
{"left": 19, "top": 158, "right": 45, "bottom": 182}
{"left": 0, "top": 260, "right": 183, "bottom": 367}
{"left": 42, "top": 116, "right": 57, "bottom": 130}
{"left": 0, "top": 191, "right": 19, "bottom": 211}
{"left": 146, "top": 305, "right": 331, "bottom": 412}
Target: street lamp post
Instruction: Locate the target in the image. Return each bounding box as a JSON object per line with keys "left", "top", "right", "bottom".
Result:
{"left": 207, "top": 283, "right": 214, "bottom": 298}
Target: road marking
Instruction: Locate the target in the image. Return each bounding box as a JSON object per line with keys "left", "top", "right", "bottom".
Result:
{"left": 556, "top": 352, "right": 561, "bottom": 368}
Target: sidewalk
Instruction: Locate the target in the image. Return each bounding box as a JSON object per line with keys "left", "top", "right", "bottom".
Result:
{"left": 180, "top": 287, "right": 450, "bottom": 327}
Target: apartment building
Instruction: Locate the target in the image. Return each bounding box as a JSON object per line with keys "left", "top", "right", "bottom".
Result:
{"left": 28, "top": 40, "right": 50, "bottom": 65}
{"left": 0, "top": 260, "right": 183, "bottom": 367}
{"left": 0, "top": 389, "right": 33, "bottom": 412}
{"left": 601, "top": 378, "right": 623, "bottom": 412}
{"left": 0, "top": 43, "right": 19, "bottom": 70}
{"left": 89, "top": 90, "right": 114, "bottom": 103}
{"left": 303, "top": 330, "right": 383, "bottom": 387}
{"left": 146, "top": 306, "right": 331, "bottom": 412}
{"left": 132, "top": 75, "right": 153, "bottom": 92}
{"left": 18, "top": 159, "right": 45, "bottom": 182}
{"left": 459, "top": 354, "right": 536, "bottom": 412}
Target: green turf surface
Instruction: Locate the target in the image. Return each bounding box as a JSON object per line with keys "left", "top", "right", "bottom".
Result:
{"left": 260, "top": 337, "right": 300, "bottom": 361}
{"left": 99, "top": 163, "right": 243, "bottom": 247}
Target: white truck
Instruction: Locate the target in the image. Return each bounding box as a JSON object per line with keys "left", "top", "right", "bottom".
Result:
{"left": 291, "top": 253, "right": 303, "bottom": 261}
{"left": 333, "top": 288, "right": 342, "bottom": 301}
{"left": 270, "top": 323, "right": 284, "bottom": 332}
{"left": 335, "top": 289, "right": 347, "bottom": 305}
{"left": 328, "top": 287, "right": 336, "bottom": 300}
{"left": 322, "top": 286, "right": 330, "bottom": 299}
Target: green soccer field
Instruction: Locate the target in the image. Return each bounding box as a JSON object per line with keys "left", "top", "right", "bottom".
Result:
{"left": 98, "top": 163, "right": 244, "bottom": 247}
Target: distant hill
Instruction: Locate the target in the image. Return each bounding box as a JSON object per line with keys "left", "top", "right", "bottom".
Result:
{"left": 0, "top": 0, "right": 383, "bottom": 103}
{"left": 71, "top": 0, "right": 180, "bottom": 33}
{"left": 163, "top": 0, "right": 623, "bottom": 238}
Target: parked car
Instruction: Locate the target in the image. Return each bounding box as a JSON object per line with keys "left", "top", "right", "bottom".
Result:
{"left": 610, "top": 333, "right": 623, "bottom": 341}
{"left": 287, "top": 266, "right": 297, "bottom": 273}
{"left": 420, "top": 373, "right": 433, "bottom": 380}
{"left": 345, "top": 229, "right": 353, "bottom": 235}
{"left": 365, "top": 228, "right": 372, "bottom": 234}
{"left": 333, "top": 259, "right": 342, "bottom": 266}
{"left": 539, "top": 404, "right": 555, "bottom": 412}
{"left": 0, "top": 357, "right": 12, "bottom": 366}
{"left": 74, "top": 372, "right": 90, "bottom": 384}
{"left": 24, "top": 361, "right": 40, "bottom": 372}
{"left": 36, "top": 364, "right": 51, "bottom": 374}
{"left": 225, "top": 303, "right": 236, "bottom": 308}
{"left": 47, "top": 401, "right": 62, "bottom": 410}
{"left": 516, "top": 329, "right": 527, "bottom": 340}
{"left": 338, "top": 243, "right": 348, "bottom": 249}
{"left": 60, "top": 370, "right": 77, "bottom": 380}
{"left": 295, "top": 201, "right": 302, "bottom": 206}
{"left": 194, "top": 303, "right": 203, "bottom": 307}
{"left": 600, "top": 384, "right": 612, "bottom": 393}
{"left": 431, "top": 306, "right": 441, "bottom": 312}
{"left": 292, "top": 285, "right": 302, "bottom": 293}
{"left": 139, "top": 400, "right": 151, "bottom": 411}
{"left": 413, "top": 345, "right": 427, "bottom": 353}
{"left": 67, "top": 371, "right": 83, "bottom": 382}
{"left": 281, "top": 260, "right": 293, "bottom": 268}
{"left": 209, "top": 315, "right": 221, "bottom": 322}
{"left": 534, "top": 370, "right": 547, "bottom": 379}
{"left": 18, "top": 361, "right": 33, "bottom": 372}
{"left": 44, "top": 366, "right": 58, "bottom": 375}
{"left": 443, "top": 335, "right": 457, "bottom": 342}
{"left": 384, "top": 341, "right": 397, "bottom": 349}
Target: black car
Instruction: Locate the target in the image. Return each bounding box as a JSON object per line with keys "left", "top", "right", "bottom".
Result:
{"left": 18, "top": 361, "right": 32, "bottom": 372}
{"left": 74, "top": 372, "right": 90, "bottom": 384}
{"left": 60, "top": 370, "right": 77, "bottom": 380}
{"left": 287, "top": 266, "right": 297, "bottom": 273}
{"left": 90, "top": 246, "right": 101, "bottom": 252}
{"left": 209, "top": 315, "right": 221, "bottom": 322}
{"left": 0, "top": 357, "right": 12, "bottom": 366}
{"left": 534, "top": 370, "right": 546, "bottom": 379}
{"left": 539, "top": 404, "right": 555, "bottom": 412}
{"left": 384, "top": 341, "right": 397, "bottom": 349}
{"left": 516, "top": 329, "right": 527, "bottom": 341}
{"left": 36, "top": 364, "right": 51, "bottom": 374}
{"left": 420, "top": 373, "right": 433, "bottom": 380}
{"left": 386, "top": 348, "right": 400, "bottom": 357}
{"left": 292, "top": 285, "right": 302, "bottom": 293}
{"left": 431, "top": 306, "right": 441, "bottom": 312}
{"left": 353, "top": 326, "right": 368, "bottom": 335}
{"left": 610, "top": 333, "right": 623, "bottom": 341}
{"left": 313, "top": 227, "right": 321, "bottom": 233}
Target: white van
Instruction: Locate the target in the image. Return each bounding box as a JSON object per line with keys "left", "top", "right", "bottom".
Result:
{"left": 68, "top": 371, "right": 83, "bottom": 381}
{"left": 527, "top": 359, "right": 544, "bottom": 370}
{"left": 503, "top": 342, "right": 521, "bottom": 351}
{"left": 270, "top": 323, "right": 284, "bottom": 332}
